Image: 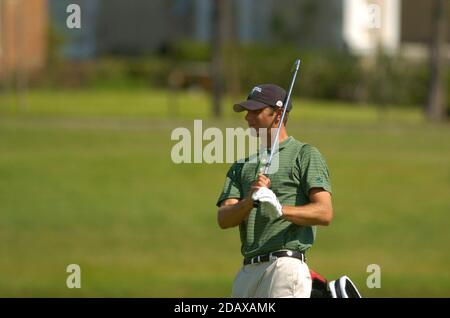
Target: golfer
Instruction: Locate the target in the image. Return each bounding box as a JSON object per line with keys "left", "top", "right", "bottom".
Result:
{"left": 216, "top": 84, "right": 333, "bottom": 298}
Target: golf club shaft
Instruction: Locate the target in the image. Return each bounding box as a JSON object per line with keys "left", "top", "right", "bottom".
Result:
{"left": 262, "top": 59, "right": 300, "bottom": 174}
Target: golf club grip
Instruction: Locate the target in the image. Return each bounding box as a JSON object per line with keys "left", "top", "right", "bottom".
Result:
{"left": 252, "top": 171, "right": 270, "bottom": 208}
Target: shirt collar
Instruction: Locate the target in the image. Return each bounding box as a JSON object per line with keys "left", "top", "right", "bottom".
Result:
{"left": 278, "top": 136, "right": 294, "bottom": 150}
{"left": 265, "top": 136, "right": 294, "bottom": 152}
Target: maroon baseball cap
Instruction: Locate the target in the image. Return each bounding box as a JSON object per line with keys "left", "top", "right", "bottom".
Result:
{"left": 233, "top": 83, "right": 293, "bottom": 112}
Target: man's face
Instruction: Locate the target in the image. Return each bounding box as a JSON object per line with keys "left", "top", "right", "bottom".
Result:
{"left": 245, "top": 107, "right": 279, "bottom": 137}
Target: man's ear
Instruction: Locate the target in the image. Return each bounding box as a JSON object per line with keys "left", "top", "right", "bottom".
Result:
{"left": 276, "top": 109, "right": 283, "bottom": 122}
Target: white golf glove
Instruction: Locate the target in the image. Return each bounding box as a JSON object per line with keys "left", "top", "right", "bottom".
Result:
{"left": 252, "top": 187, "right": 283, "bottom": 218}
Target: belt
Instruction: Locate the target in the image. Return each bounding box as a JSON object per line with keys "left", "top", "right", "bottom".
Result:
{"left": 243, "top": 250, "right": 306, "bottom": 265}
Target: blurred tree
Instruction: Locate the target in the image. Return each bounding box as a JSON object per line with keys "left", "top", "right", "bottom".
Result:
{"left": 211, "top": 0, "right": 226, "bottom": 118}
{"left": 15, "top": 0, "right": 28, "bottom": 112}
{"left": 222, "top": 0, "right": 240, "bottom": 101}
{"left": 427, "top": 0, "right": 448, "bottom": 121}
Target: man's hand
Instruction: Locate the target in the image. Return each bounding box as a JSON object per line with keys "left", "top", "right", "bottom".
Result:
{"left": 252, "top": 187, "right": 283, "bottom": 218}
{"left": 217, "top": 174, "right": 272, "bottom": 229}
{"left": 247, "top": 174, "right": 271, "bottom": 199}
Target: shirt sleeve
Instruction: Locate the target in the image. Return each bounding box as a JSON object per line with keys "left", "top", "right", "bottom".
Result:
{"left": 216, "top": 163, "right": 244, "bottom": 207}
{"left": 297, "top": 144, "right": 332, "bottom": 196}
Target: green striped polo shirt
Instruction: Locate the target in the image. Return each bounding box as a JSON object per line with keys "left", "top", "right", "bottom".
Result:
{"left": 216, "top": 136, "right": 332, "bottom": 259}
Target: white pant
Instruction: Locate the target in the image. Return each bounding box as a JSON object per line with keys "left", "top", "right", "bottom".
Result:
{"left": 231, "top": 256, "right": 312, "bottom": 298}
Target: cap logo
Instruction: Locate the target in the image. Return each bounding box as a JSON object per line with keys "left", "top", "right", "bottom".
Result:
{"left": 251, "top": 86, "right": 262, "bottom": 95}
{"left": 276, "top": 100, "right": 283, "bottom": 107}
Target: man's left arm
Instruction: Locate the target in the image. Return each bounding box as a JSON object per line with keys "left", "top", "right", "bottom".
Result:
{"left": 281, "top": 188, "right": 333, "bottom": 226}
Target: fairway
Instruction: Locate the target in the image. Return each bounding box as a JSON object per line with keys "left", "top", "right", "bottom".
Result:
{"left": 0, "top": 89, "right": 449, "bottom": 297}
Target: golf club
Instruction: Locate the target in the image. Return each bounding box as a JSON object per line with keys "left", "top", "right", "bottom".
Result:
{"left": 254, "top": 59, "right": 301, "bottom": 208}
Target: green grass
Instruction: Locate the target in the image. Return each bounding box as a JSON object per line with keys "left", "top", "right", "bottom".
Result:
{"left": 0, "top": 88, "right": 424, "bottom": 123}
{"left": 0, "top": 89, "right": 449, "bottom": 297}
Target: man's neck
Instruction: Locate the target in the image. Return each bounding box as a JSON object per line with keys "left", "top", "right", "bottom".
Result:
{"left": 264, "top": 127, "right": 289, "bottom": 149}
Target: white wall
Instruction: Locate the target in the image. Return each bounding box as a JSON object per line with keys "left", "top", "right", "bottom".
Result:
{"left": 343, "top": 0, "right": 401, "bottom": 55}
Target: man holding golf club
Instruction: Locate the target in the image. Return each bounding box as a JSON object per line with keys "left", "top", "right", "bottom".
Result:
{"left": 216, "top": 60, "right": 333, "bottom": 298}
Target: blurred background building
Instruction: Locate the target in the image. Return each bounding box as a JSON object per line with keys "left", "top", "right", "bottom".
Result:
{"left": 0, "top": 0, "right": 48, "bottom": 81}
{"left": 0, "top": 0, "right": 448, "bottom": 119}
{"left": 42, "top": 0, "right": 448, "bottom": 58}
{"left": 0, "top": 0, "right": 447, "bottom": 69}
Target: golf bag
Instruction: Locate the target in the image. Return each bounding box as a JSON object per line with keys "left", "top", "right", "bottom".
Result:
{"left": 310, "top": 270, "right": 362, "bottom": 298}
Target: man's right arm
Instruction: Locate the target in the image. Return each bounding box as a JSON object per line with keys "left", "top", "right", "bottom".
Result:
{"left": 217, "top": 174, "right": 271, "bottom": 229}
{"left": 217, "top": 198, "right": 254, "bottom": 229}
